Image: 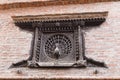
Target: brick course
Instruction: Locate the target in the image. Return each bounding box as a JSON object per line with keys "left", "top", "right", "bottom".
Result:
{"left": 0, "top": 0, "right": 119, "bottom": 10}
{"left": 0, "top": 1, "right": 120, "bottom": 79}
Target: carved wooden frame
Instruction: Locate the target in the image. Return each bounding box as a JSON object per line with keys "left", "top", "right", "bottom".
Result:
{"left": 11, "top": 12, "right": 108, "bottom": 68}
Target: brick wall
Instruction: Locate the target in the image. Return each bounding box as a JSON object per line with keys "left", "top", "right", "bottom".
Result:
{"left": 0, "top": 1, "right": 120, "bottom": 79}
{"left": 0, "top": 0, "right": 119, "bottom": 10}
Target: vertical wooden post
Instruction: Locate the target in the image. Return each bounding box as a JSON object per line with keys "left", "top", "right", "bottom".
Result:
{"left": 78, "top": 25, "right": 83, "bottom": 60}
{"left": 81, "top": 28, "right": 86, "bottom": 60}
{"left": 32, "top": 26, "right": 39, "bottom": 62}
{"left": 28, "top": 30, "right": 35, "bottom": 61}
{"left": 78, "top": 21, "right": 85, "bottom": 61}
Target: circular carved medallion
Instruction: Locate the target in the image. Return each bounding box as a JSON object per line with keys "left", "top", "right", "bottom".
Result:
{"left": 45, "top": 34, "right": 72, "bottom": 59}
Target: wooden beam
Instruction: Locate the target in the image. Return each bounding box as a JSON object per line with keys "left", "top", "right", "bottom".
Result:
{"left": 12, "top": 12, "right": 108, "bottom": 23}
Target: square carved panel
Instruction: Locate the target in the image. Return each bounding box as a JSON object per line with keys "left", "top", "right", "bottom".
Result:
{"left": 29, "top": 24, "right": 85, "bottom": 67}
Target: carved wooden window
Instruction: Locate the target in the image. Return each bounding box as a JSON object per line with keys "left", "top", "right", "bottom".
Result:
{"left": 11, "top": 12, "right": 108, "bottom": 68}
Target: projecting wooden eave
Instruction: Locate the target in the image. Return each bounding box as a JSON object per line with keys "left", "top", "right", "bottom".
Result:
{"left": 12, "top": 11, "right": 108, "bottom": 29}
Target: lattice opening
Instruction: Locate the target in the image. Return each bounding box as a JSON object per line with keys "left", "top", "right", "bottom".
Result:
{"left": 45, "top": 34, "right": 72, "bottom": 59}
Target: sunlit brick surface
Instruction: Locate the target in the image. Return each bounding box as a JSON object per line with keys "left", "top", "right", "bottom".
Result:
{"left": 0, "top": 1, "right": 120, "bottom": 79}
{"left": 0, "top": 0, "right": 49, "bottom": 4}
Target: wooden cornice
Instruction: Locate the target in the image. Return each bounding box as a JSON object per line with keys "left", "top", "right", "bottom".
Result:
{"left": 0, "top": 0, "right": 119, "bottom": 10}
{"left": 12, "top": 11, "right": 108, "bottom": 23}
{"left": 12, "top": 12, "right": 108, "bottom": 28}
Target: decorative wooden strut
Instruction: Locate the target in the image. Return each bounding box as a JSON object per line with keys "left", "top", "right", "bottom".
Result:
{"left": 10, "top": 12, "right": 108, "bottom": 68}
